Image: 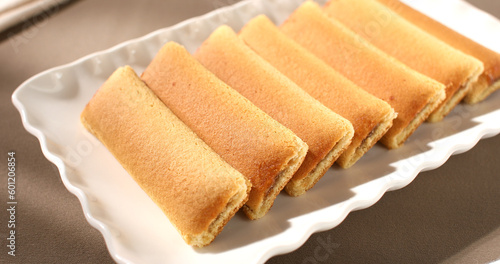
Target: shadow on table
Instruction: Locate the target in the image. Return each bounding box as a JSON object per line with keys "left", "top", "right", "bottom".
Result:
{"left": 0, "top": 0, "right": 81, "bottom": 43}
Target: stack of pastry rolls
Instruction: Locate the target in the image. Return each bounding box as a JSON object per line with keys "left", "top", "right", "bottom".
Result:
{"left": 81, "top": 0, "right": 499, "bottom": 247}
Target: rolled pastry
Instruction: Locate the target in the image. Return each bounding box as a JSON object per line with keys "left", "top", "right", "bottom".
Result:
{"left": 280, "top": 2, "right": 447, "bottom": 150}
{"left": 141, "top": 42, "right": 308, "bottom": 219}
{"left": 323, "top": 0, "right": 483, "bottom": 121}
{"left": 80, "top": 66, "right": 251, "bottom": 247}
{"left": 194, "top": 25, "right": 354, "bottom": 196}
{"left": 376, "top": 0, "right": 500, "bottom": 104}
{"left": 239, "top": 15, "right": 396, "bottom": 167}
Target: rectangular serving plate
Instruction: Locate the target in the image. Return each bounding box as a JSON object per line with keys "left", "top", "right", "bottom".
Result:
{"left": 11, "top": 0, "right": 500, "bottom": 263}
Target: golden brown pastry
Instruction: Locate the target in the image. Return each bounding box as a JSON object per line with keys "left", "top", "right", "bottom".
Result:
{"left": 80, "top": 66, "right": 250, "bottom": 247}
{"left": 141, "top": 42, "right": 308, "bottom": 219}
{"left": 194, "top": 25, "right": 354, "bottom": 196}
{"left": 280, "top": 2, "right": 447, "bottom": 147}
{"left": 239, "top": 15, "right": 396, "bottom": 167}
{"left": 376, "top": 0, "right": 500, "bottom": 104}
{"left": 323, "top": 0, "right": 483, "bottom": 121}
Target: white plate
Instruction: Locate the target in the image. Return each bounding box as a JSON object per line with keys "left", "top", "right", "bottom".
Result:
{"left": 11, "top": 0, "right": 500, "bottom": 263}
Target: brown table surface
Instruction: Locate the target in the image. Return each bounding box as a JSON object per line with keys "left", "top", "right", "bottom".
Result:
{"left": 1, "top": 0, "right": 499, "bottom": 263}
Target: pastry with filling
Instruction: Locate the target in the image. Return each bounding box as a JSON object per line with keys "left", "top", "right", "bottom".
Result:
{"left": 240, "top": 15, "right": 397, "bottom": 167}
{"left": 195, "top": 25, "right": 354, "bottom": 196}
{"left": 376, "top": 0, "right": 500, "bottom": 104}
{"left": 81, "top": 66, "right": 251, "bottom": 247}
{"left": 323, "top": 0, "right": 483, "bottom": 121}
{"left": 141, "top": 42, "right": 308, "bottom": 219}
{"left": 280, "top": 2, "right": 446, "bottom": 148}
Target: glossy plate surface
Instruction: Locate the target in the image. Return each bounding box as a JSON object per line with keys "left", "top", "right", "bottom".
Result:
{"left": 11, "top": 0, "right": 500, "bottom": 263}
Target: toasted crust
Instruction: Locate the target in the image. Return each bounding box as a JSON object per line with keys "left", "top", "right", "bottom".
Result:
{"left": 194, "top": 26, "right": 353, "bottom": 196}
{"left": 285, "top": 128, "right": 353, "bottom": 195}
{"left": 379, "top": 88, "right": 444, "bottom": 148}
{"left": 281, "top": 2, "right": 446, "bottom": 148}
{"left": 323, "top": 0, "right": 483, "bottom": 121}
{"left": 377, "top": 0, "right": 500, "bottom": 104}
{"left": 240, "top": 15, "right": 394, "bottom": 168}
{"left": 80, "top": 66, "right": 250, "bottom": 247}
{"left": 141, "top": 42, "right": 307, "bottom": 219}
{"left": 466, "top": 78, "right": 500, "bottom": 104}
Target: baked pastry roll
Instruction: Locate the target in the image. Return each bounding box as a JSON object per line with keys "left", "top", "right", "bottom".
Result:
{"left": 239, "top": 15, "right": 396, "bottom": 167}
{"left": 323, "top": 0, "right": 484, "bottom": 121}
{"left": 194, "top": 25, "right": 354, "bottom": 196}
{"left": 280, "top": 2, "right": 446, "bottom": 149}
{"left": 80, "top": 66, "right": 250, "bottom": 247}
{"left": 376, "top": 0, "right": 500, "bottom": 104}
{"left": 141, "top": 42, "right": 308, "bottom": 219}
